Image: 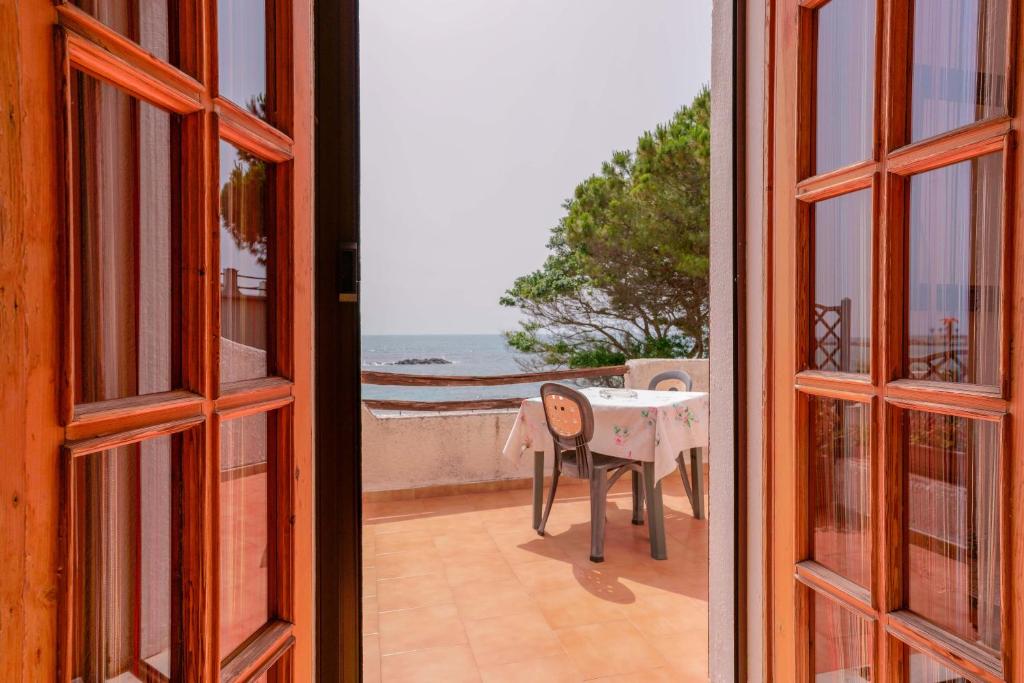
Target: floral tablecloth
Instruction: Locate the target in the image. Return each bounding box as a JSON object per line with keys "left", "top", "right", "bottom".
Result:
{"left": 502, "top": 387, "right": 710, "bottom": 483}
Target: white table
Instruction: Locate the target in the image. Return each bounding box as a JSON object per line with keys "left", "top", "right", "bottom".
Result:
{"left": 502, "top": 387, "right": 710, "bottom": 559}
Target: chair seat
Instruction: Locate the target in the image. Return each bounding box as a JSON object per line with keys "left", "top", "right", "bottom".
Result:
{"left": 558, "top": 450, "right": 638, "bottom": 478}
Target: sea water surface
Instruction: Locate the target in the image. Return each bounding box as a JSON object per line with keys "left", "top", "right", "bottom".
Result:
{"left": 361, "top": 334, "right": 548, "bottom": 403}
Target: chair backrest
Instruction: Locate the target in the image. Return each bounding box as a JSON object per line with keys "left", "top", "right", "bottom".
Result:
{"left": 540, "top": 383, "right": 595, "bottom": 477}
{"left": 648, "top": 370, "right": 693, "bottom": 392}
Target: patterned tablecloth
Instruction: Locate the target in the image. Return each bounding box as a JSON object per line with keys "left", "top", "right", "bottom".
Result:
{"left": 502, "top": 387, "right": 710, "bottom": 483}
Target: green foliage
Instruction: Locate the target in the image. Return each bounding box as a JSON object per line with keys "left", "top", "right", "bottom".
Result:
{"left": 501, "top": 87, "right": 711, "bottom": 369}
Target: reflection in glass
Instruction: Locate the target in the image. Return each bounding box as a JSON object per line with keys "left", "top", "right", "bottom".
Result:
{"left": 219, "top": 412, "right": 270, "bottom": 661}
{"left": 72, "top": 0, "right": 174, "bottom": 62}
{"left": 73, "top": 437, "right": 174, "bottom": 681}
{"left": 811, "top": 189, "right": 872, "bottom": 373}
{"left": 911, "top": 0, "right": 1008, "bottom": 142}
{"left": 907, "top": 647, "right": 971, "bottom": 682}
{"left": 907, "top": 153, "right": 1002, "bottom": 386}
{"left": 810, "top": 397, "right": 871, "bottom": 588}
{"left": 815, "top": 0, "right": 875, "bottom": 174}
{"left": 218, "top": 0, "right": 268, "bottom": 118}
{"left": 906, "top": 411, "right": 1001, "bottom": 653}
{"left": 812, "top": 592, "right": 873, "bottom": 682}
{"left": 72, "top": 71, "right": 179, "bottom": 403}
{"left": 220, "top": 141, "right": 271, "bottom": 383}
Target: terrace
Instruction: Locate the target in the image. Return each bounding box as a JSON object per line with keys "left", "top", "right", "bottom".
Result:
{"left": 359, "top": 359, "right": 711, "bottom": 682}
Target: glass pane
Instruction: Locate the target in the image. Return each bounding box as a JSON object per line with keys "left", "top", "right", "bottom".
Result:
{"left": 911, "top": 0, "right": 1009, "bottom": 142}
{"left": 73, "top": 437, "right": 175, "bottom": 681}
{"left": 220, "top": 412, "right": 271, "bottom": 661}
{"left": 218, "top": 0, "right": 268, "bottom": 118}
{"left": 810, "top": 397, "right": 871, "bottom": 588}
{"left": 71, "top": 0, "right": 174, "bottom": 63}
{"left": 219, "top": 141, "right": 271, "bottom": 383}
{"left": 907, "top": 647, "right": 972, "bottom": 682}
{"left": 812, "top": 592, "right": 873, "bottom": 682}
{"left": 811, "top": 189, "right": 872, "bottom": 373}
{"left": 815, "top": 0, "right": 875, "bottom": 174}
{"left": 906, "top": 411, "right": 1001, "bottom": 653}
{"left": 907, "top": 153, "right": 1002, "bottom": 386}
{"left": 72, "top": 71, "right": 179, "bottom": 403}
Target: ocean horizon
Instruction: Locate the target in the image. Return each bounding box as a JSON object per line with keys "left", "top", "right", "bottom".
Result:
{"left": 361, "top": 333, "right": 548, "bottom": 403}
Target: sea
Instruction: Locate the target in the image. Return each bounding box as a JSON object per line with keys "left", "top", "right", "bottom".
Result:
{"left": 361, "top": 334, "right": 549, "bottom": 403}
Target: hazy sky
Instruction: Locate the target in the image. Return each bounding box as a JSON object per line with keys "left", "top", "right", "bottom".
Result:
{"left": 360, "top": 0, "right": 713, "bottom": 335}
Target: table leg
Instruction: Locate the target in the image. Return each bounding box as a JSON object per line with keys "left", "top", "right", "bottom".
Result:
{"left": 532, "top": 451, "right": 544, "bottom": 530}
{"left": 690, "top": 447, "right": 705, "bottom": 520}
{"left": 642, "top": 462, "right": 667, "bottom": 560}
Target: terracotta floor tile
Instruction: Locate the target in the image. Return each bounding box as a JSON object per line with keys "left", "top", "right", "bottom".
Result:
{"left": 433, "top": 530, "right": 502, "bottom": 558}
{"left": 511, "top": 558, "right": 584, "bottom": 595}
{"left": 363, "top": 565, "right": 377, "bottom": 594}
{"left": 451, "top": 577, "right": 535, "bottom": 622}
{"left": 488, "top": 528, "right": 570, "bottom": 565}
{"left": 363, "top": 596, "right": 379, "bottom": 635}
{"left": 464, "top": 610, "right": 565, "bottom": 668}
{"left": 375, "top": 549, "right": 445, "bottom": 579}
{"left": 363, "top": 634, "right": 381, "bottom": 683}
{"left": 380, "top": 644, "right": 482, "bottom": 683}
{"left": 478, "top": 654, "right": 584, "bottom": 682}
{"left": 555, "top": 619, "right": 668, "bottom": 679}
{"left": 443, "top": 553, "right": 516, "bottom": 587}
{"left": 378, "top": 603, "right": 467, "bottom": 655}
{"left": 374, "top": 530, "right": 436, "bottom": 555}
{"left": 646, "top": 632, "right": 709, "bottom": 681}
{"left": 376, "top": 573, "right": 453, "bottom": 612}
{"left": 591, "top": 666, "right": 696, "bottom": 682}
{"left": 533, "top": 585, "right": 628, "bottom": 630}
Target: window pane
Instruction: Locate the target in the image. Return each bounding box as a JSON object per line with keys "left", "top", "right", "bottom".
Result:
{"left": 906, "top": 411, "right": 1001, "bottom": 653}
{"left": 72, "top": 71, "right": 179, "bottom": 403}
{"left": 911, "top": 0, "right": 1008, "bottom": 142}
{"left": 812, "top": 592, "right": 873, "bottom": 682}
{"left": 219, "top": 141, "right": 271, "bottom": 383}
{"left": 220, "top": 412, "right": 271, "bottom": 661}
{"left": 71, "top": 0, "right": 174, "bottom": 63}
{"left": 73, "top": 437, "right": 175, "bottom": 681}
{"left": 907, "top": 153, "right": 1002, "bottom": 386}
{"left": 815, "top": 0, "right": 875, "bottom": 174}
{"left": 810, "top": 397, "right": 871, "bottom": 588}
{"left": 811, "top": 189, "right": 872, "bottom": 373}
{"left": 907, "top": 646, "right": 972, "bottom": 682}
{"left": 218, "top": 0, "right": 268, "bottom": 119}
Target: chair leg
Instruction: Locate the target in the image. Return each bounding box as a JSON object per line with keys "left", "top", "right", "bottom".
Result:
{"left": 690, "top": 447, "right": 705, "bottom": 520}
{"left": 642, "top": 462, "right": 667, "bottom": 560}
{"left": 631, "top": 470, "right": 644, "bottom": 525}
{"left": 532, "top": 451, "right": 544, "bottom": 530}
{"left": 589, "top": 471, "right": 608, "bottom": 562}
{"left": 676, "top": 451, "right": 694, "bottom": 504}
{"left": 537, "top": 465, "right": 560, "bottom": 536}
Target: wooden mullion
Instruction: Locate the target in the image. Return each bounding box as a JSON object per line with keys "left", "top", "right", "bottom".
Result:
{"left": 886, "top": 119, "right": 1010, "bottom": 176}
{"left": 68, "top": 389, "right": 205, "bottom": 440}
{"left": 883, "top": 394, "right": 1005, "bottom": 423}
{"left": 269, "top": 408, "right": 295, "bottom": 624}
{"left": 794, "top": 380, "right": 874, "bottom": 404}
{"left": 796, "top": 159, "right": 877, "bottom": 201}
{"left": 217, "top": 376, "right": 294, "bottom": 412}
{"left": 215, "top": 396, "right": 294, "bottom": 421}
{"left": 882, "top": 379, "right": 1006, "bottom": 414}
{"left": 61, "top": 24, "right": 202, "bottom": 115}
{"left": 884, "top": 611, "right": 1003, "bottom": 682}
{"left": 216, "top": 97, "right": 293, "bottom": 163}
{"left": 220, "top": 620, "right": 294, "bottom": 683}
{"left": 65, "top": 415, "right": 204, "bottom": 457}
{"left": 796, "top": 561, "right": 875, "bottom": 620}
{"left": 272, "top": 160, "right": 295, "bottom": 380}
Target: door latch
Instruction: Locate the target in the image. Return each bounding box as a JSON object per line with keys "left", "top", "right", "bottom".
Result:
{"left": 337, "top": 241, "right": 359, "bottom": 303}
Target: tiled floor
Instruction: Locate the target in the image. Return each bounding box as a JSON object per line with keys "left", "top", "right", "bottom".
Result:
{"left": 362, "top": 474, "right": 709, "bottom": 682}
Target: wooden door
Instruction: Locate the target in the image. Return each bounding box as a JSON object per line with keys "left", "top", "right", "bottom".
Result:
{"left": 1, "top": 0, "right": 313, "bottom": 679}
{"left": 769, "top": 0, "right": 1023, "bottom": 680}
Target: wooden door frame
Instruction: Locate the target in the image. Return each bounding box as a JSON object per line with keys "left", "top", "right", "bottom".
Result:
{"left": 766, "top": 0, "right": 1024, "bottom": 680}
{"left": 313, "top": 0, "right": 363, "bottom": 681}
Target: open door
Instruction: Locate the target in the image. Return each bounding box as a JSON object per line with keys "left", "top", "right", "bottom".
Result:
{"left": 768, "top": 0, "right": 1022, "bottom": 680}
{"left": 1, "top": 0, "right": 315, "bottom": 678}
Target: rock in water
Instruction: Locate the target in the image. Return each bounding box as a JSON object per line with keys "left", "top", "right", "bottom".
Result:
{"left": 393, "top": 357, "right": 452, "bottom": 365}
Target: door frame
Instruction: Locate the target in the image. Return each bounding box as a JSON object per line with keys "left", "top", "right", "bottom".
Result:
{"left": 313, "top": 0, "right": 363, "bottom": 681}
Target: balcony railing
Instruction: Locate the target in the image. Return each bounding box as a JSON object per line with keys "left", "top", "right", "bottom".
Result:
{"left": 360, "top": 364, "right": 629, "bottom": 412}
